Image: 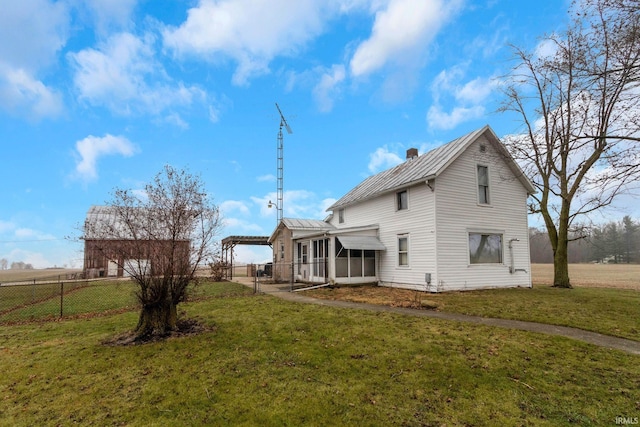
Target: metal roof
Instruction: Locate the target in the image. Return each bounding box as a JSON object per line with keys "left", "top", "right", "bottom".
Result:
{"left": 327, "top": 125, "right": 534, "bottom": 211}
{"left": 268, "top": 218, "right": 335, "bottom": 243}
{"left": 337, "top": 235, "right": 386, "bottom": 251}
{"left": 281, "top": 218, "right": 335, "bottom": 231}
{"left": 84, "top": 205, "right": 191, "bottom": 240}
{"left": 221, "top": 236, "right": 270, "bottom": 246}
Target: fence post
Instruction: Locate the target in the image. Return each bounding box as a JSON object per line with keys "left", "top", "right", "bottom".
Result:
{"left": 290, "top": 262, "right": 294, "bottom": 292}
{"left": 60, "top": 281, "right": 64, "bottom": 318}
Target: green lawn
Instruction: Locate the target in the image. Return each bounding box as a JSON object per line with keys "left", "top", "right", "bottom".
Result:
{"left": 0, "top": 282, "right": 638, "bottom": 426}
{"left": 423, "top": 285, "right": 640, "bottom": 341}
{"left": 0, "top": 280, "right": 248, "bottom": 323}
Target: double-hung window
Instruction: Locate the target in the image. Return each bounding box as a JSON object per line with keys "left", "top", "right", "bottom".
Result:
{"left": 396, "top": 190, "right": 408, "bottom": 210}
{"left": 338, "top": 208, "right": 345, "bottom": 224}
{"left": 477, "top": 165, "right": 490, "bottom": 205}
{"left": 398, "top": 234, "right": 409, "bottom": 266}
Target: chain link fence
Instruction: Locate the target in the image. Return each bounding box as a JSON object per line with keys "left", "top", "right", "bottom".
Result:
{"left": 0, "top": 273, "right": 255, "bottom": 324}
{"left": 0, "top": 276, "right": 139, "bottom": 324}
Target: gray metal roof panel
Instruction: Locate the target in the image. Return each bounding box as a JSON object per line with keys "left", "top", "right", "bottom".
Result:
{"left": 282, "top": 218, "right": 335, "bottom": 231}
{"left": 336, "top": 235, "right": 386, "bottom": 251}
{"left": 328, "top": 126, "right": 487, "bottom": 210}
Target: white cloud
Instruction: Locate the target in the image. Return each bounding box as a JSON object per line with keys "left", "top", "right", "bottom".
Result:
{"left": 455, "top": 76, "right": 498, "bottom": 104}
{"left": 320, "top": 197, "right": 338, "bottom": 213}
{"left": 0, "top": 67, "right": 63, "bottom": 119}
{"left": 534, "top": 38, "right": 558, "bottom": 60}
{"left": 230, "top": 245, "right": 272, "bottom": 264}
{"left": 427, "top": 64, "right": 499, "bottom": 130}
{"left": 368, "top": 146, "right": 403, "bottom": 173}
{"left": 252, "top": 190, "right": 323, "bottom": 218}
{"left": 0, "top": 220, "right": 15, "bottom": 234}
{"left": 80, "top": 0, "right": 138, "bottom": 34}
{"left": 427, "top": 104, "right": 485, "bottom": 130}
{"left": 163, "top": 113, "right": 189, "bottom": 129}
{"left": 163, "top": 0, "right": 330, "bottom": 85}
{"left": 69, "top": 32, "right": 205, "bottom": 118}
{"left": 350, "top": 0, "right": 462, "bottom": 77}
{"left": 257, "top": 174, "right": 276, "bottom": 182}
{"left": 0, "top": 0, "right": 69, "bottom": 119}
{"left": 73, "top": 134, "right": 136, "bottom": 181}
{"left": 4, "top": 248, "right": 51, "bottom": 269}
{"left": 313, "top": 64, "right": 346, "bottom": 113}
{"left": 220, "top": 200, "right": 250, "bottom": 216}
{"left": 0, "top": 0, "right": 69, "bottom": 72}
{"left": 222, "top": 217, "right": 265, "bottom": 234}
{"left": 11, "top": 228, "right": 57, "bottom": 243}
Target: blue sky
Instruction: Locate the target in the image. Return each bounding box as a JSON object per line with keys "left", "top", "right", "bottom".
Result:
{"left": 1, "top": 0, "right": 637, "bottom": 268}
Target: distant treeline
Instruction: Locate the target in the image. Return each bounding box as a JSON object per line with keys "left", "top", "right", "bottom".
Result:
{"left": 530, "top": 216, "right": 639, "bottom": 264}
{"left": 0, "top": 260, "right": 34, "bottom": 270}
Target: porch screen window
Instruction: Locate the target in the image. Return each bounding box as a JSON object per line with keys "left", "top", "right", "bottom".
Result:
{"left": 364, "top": 250, "right": 375, "bottom": 276}
{"left": 335, "top": 238, "right": 348, "bottom": 277}
{"left": 350, "top": 249, "right": 363, "bottom": 277}
{"left": 397, "top": 190, "right": 408, "bottom": 210}
{"left": 398, "top": 235, "right": 409, "bottom": 266}
{"left": 469, "top": 233, "right": 502, "bottom": 264}
{"left": 335, "top": 238, "right": 377, "bottom": 278}
{"left": 477, "top": 165, "right": 490, "bottom": 204}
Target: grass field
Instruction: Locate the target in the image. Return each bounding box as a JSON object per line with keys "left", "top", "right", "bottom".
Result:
{"left": 0, "top": 282, "right": 638, "bottom": 426}
{"left": 531, "top": 263, "right": 640, "bottom": 289}
{"left": 0, "top": 268, "right": 82, "bottom": 284}
{"left": 0, "top": 265, "right": 639, "bottom": 425}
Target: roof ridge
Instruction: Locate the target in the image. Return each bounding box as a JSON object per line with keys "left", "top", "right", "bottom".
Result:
{"left": 327, "top": 126, "right": 490, "bottom": 211}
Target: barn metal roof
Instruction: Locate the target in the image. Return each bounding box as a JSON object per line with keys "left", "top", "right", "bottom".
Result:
{"left": 327, "top": 125, "right": 535, "bottom": 211}
{"left": 84, "top": 205, "right": 190, "bottom": 240}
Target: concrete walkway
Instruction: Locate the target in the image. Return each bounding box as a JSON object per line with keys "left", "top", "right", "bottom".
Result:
{"left": 237, "top": 278, "right": 640, "bottom": 356}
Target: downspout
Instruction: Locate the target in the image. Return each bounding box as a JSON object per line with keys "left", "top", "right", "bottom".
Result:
{"left": 508, "top": 238, "right": 519, "bottom": 274}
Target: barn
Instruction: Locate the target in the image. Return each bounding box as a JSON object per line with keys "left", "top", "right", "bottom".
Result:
{"left": 83, "top": 206, "right": 190, "bottom": 279}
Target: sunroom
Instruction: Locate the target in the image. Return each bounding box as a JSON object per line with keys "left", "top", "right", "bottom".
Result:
{"left": 293, "top": 231, "right": 386, "bottom": 285}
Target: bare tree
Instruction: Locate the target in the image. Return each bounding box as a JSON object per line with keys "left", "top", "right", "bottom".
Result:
{"left": 84, "top": 165, "right": 221, "bottom": 339}
{"left": 501, "top": 0, "right": 640, "bottom": 287}
{"left": 0, "top": 258, "right": 7, "bottom": 270}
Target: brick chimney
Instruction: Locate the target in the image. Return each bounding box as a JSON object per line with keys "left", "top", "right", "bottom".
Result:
{"left": 406, "top": 148, "right": 418, "bottom": 160}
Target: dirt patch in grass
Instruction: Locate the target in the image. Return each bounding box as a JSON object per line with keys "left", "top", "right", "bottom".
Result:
{"left": 102, "top": 318, "right": 215, "bottom": 346}
{"left": 305, "top": 286, "right": 439, "bottom": 309}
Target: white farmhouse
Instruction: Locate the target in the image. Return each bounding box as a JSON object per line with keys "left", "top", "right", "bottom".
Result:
{"left": 269, "top": 125, "right": 536, "bottom": 292}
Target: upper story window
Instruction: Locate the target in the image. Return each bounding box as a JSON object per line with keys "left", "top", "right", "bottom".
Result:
{"left": 396, "top": 190, "right": 408, "bottom": 210}
{"left": 477, "top": 165, "right": 490, "bottom": 205}
{"left": 338, "top": 208, "right": 345, "bottom": 224}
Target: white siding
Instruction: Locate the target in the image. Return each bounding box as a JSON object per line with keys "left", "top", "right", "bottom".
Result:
{"left": 333, "top": 182, "right": 438, "bottom": 291}
{"left": 433, "top": 135, "right": 531, "bottom": 291}
{"left": 327, "top": 132, "right": 532, "bottom": 292}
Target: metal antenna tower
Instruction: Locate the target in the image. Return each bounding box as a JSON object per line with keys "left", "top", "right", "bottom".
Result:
{"left": 272, "top": 103, "right": 292, "bottom": 226}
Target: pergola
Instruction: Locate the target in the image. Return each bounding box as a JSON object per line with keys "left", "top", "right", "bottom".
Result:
{"left": 220, "top": 235, "right": 271, "bottom": 280}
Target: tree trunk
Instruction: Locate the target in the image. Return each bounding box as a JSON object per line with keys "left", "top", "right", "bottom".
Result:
{"left": 553, "top": 242, "right": 571, "bottom": 288}
{"left": 552, "top": 222, "right": 572, "bottom": 288}
{"left": 135, "top": 300, "right": 178, "bottom": 338}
